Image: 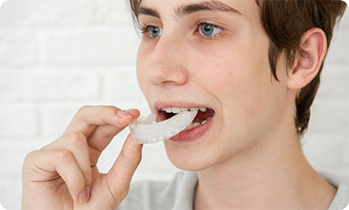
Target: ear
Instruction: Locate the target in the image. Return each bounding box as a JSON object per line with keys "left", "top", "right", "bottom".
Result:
{"left": 287, "top": 28, "right": 327, "bottom": 90}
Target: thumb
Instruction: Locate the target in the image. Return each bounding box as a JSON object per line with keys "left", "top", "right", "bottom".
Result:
{"left": 105, "top": 134, "right": 143, "bottom": 204}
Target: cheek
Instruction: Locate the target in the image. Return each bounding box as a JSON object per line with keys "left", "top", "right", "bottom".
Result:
{"left": 203, "top": 62, "right": 235, "bottom": 92}
{"left": 198, "top": 52, "right": 259, "bottom": 101}
{"left": 136, "top": 46, "right": 150, "bottom": 95}
{"left": 200, "top": 48, "right": 276, "bottom": 128}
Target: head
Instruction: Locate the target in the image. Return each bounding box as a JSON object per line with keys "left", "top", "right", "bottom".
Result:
{"left": 129, "top": 0, "right": 346, "bottom": 170}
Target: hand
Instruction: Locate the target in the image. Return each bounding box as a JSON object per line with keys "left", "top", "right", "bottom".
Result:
{"left": 22, "top": 106, "right": 142, "bottom": 210}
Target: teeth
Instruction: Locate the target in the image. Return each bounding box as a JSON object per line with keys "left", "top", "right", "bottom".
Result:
{"left": 193, "top": 122, "right": 200, "bottom": 127}
{"left": 186, "top": 123, "right": 194, "bottom": 130}
{"left": 161, "top": 107, "right": 208, "bottom": 114}
{"left": 164, "top": 108, "right": 172, "bottom": 113}
{"left": 183, "top": 117, "right": 213, "bottom": 131}
{"left": 199, "top": 107, "right": 207, "bottom": 112}
{"left": 171, "top": 107, "right": 181, "bottom": 114}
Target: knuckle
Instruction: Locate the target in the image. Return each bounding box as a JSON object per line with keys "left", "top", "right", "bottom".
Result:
{"left": 120, "top": 188, "right": 128, "bottom": 200}
{"left": 55, "top": 150, "right": 73, "bottom": 162}
{"left": 23, "top": 150, "right": 39, "bottom": 164}
{"left": 25, "top": 150, "right": 38, "bottom": 159}
{"left": 78, "top": 105, "right": 92, "bottom": 115}
{"left": 104, "top": 105, "right": 119, "bottom": 116}
{"left": 67, "top": 132, "right": 86, "bottom": 147}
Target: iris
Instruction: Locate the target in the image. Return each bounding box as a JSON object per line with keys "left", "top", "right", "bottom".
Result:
{"left": 149, "top": 26, "right": 162, "bottom": 37}
{"left": 200, "top": 24, "right": 214, "bottom": 36}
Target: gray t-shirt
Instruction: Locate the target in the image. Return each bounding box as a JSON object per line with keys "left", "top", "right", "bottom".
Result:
{"left": 117, "top": 171, "right": 348, "bottom": 210}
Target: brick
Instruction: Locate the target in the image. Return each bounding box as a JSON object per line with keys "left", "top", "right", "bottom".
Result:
{"left": 302, "top": 131, "right": 349, "bottom": 175}
{"left": 0, "top": 72, "right": 100, "bottom": 101}
{"left": 0, "top": 104, "right": 37, "bottom": 137}
{"left": 0, "top": 0, "right": 94, "bottom": 27}
{"left": 41, "top": 104, "right": 83, "bottom": 139}
{"left": 0, "top": 171, "right": 21, "bottom": 210}
{"left": 94, "top": 0, "right": 133, "bottom": 25}
{"left": 46, "top": 29, "right": 138, "bottom": 66}
{"left": 0, "top": 139, "right": 43, "bottom": 210}
{"left": 326, "top": 12, "right": 349, "bottom": 65}
{"left": 96, "top": 128, "right": 129, "bottom": 173}
{"left": 103, "top": 66, "right": 147, "bottom": 105}
{"left": 132, "top": 142, "right": 180, "bottom": 182}
{"left": 317, "top": 65, "right": 348, "bottom": 100}
{"left": 0, "top": 30, "right": 39, "bottom": 67}
{"left": 308, "top": 100, "right": 349, "bottom": 132}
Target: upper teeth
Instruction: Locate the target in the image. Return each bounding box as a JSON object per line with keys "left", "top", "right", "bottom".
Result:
{"left": 161, "top": 107, "right": 207, "bottom": 113}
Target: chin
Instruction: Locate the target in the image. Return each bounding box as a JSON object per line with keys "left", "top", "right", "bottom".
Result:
{"left": 163, "top": 140, "right": 215, "bottom": 171}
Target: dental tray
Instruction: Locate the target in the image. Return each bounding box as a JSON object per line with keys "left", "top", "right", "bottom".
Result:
{"left": 129, "top": 110, "right": 198, "bottom": 144}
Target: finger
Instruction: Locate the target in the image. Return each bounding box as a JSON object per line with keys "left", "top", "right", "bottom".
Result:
{"left": 41, "top": 132, "right": 92, "bottom": 190}
{"left": 24, "top": 149, "right": 87, "bottom": 204}
{"left": 64, "top": 106, "right": 138, "bottom": 137}
{"left": 85, "top": 108, "right": 140, "bottom": 153}
{"left": 86, "top": 108, "right": 140, "bottom": 153}
{"left": 106, "top": 134, "right": 143, "bottom": 202}
{"left": 64, "top": 106, "right": 140, "bottom": 152}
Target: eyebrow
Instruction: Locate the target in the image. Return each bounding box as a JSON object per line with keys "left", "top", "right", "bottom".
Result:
{"left": 176, "top": 1, "right": 242, "bottom": 16}
{"left": 137, "top": 0, "right": 243, "bottom": 20}
{"left": 137, "top": 7, "right": 160, "bottom": 19}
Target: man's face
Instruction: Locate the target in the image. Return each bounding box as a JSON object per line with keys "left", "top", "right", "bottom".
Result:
{"left": 136, "top": 0, "right": 289, "bottom": 170}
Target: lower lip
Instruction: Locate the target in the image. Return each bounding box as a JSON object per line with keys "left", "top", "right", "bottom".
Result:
{"left": 169, "top": 116, "right": 214, "bottom": 142}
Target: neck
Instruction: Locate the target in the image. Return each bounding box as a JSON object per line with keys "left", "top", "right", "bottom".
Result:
{"left": 194, "top": 125, "right": 336, "bottom": 209}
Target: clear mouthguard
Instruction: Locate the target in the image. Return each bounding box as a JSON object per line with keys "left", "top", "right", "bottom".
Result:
{"left": 129, "top": 110, "right": 198, "bottom": 144}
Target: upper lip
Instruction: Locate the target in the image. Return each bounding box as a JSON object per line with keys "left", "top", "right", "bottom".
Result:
{"left": 154, "top": 100, "right": 213, "bottom": 112}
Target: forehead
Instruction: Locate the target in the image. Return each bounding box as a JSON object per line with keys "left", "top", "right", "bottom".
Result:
{"left": 138, "top": 0, "right": 260, "bottom": 21}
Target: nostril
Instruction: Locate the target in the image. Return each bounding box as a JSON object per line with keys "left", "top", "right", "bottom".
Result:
{"left": 145, "top": 66, "right": 167, "bottom": 86}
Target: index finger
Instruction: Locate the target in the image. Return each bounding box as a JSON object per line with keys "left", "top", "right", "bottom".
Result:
{"left": 64, "top": 106, "right": 139, "bottom": 149}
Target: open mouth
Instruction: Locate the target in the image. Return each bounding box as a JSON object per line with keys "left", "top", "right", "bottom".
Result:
{"left": 159, "top": 107, "right": 215, "bottom": 131}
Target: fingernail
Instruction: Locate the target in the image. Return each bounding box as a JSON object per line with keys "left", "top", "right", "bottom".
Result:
{"left": 117, "top": 110, "right": 132, "bottom": 119}
{"left": 78, "top": 187, "right": 89, "bottom": 203}
{"left": 86, "top": 187, "right": 90, "bottom": 201}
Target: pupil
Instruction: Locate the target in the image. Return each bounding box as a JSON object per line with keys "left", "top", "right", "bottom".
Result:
{"left": 150, "top": 27, "right": 160, "bottom": 37}
{"left": 201, "top": 24, "right": 213, "bottom": 35}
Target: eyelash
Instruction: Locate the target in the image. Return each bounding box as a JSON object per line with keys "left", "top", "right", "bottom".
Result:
{"left": 140, "top": 20, "right": 224, "bottom": 40}
{"left": 140, "top": 24, "right": 152, "bottom": 35}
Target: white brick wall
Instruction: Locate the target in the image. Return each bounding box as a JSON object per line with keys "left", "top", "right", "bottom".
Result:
{"left": 0, "top": 1, "right": 348, "bottom": 209}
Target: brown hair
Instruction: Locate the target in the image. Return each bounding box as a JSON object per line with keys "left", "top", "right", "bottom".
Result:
{"left": 128, "top": 0, "right": 347, "bottom": 136}
{"left": 259, "top": 0, "right": 346, "bottom": 136}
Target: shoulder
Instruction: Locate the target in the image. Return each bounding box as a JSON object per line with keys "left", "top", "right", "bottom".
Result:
{"left": 319, "top": 171, "right": 349, "bottom": 210}
{"left": 117, "top": 171, "right": 198, "bottom": 210}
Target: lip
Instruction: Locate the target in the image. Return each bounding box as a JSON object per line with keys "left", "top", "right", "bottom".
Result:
{"left": 170, "top": 115, "right": 214, "bottom": 142}
{"left": 153, "top": 100, "right": 215, "bottom": 142}
{"left": 154, "top": 100, "right": 213, "bottom": 112}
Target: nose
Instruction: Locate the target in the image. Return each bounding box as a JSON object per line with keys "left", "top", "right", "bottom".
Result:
{"left": 144, "top": 36, "right": 188, "bottom": 86}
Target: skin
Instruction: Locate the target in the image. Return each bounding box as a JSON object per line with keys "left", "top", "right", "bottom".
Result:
{"left": 137, "top": 0, "right": 336, "bottom": 209}
{"left": 21, "top": 0, "right": 336, "bottom": 209}
{"left": 22, "top": 107, "right": 143, "bottom": 209}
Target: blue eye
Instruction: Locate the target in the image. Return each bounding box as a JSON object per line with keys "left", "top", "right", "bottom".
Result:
{"left": 149, "top": 26, "right": 163, "bottom": 38}
{"left": 199, "top": 23, "right": 222, "bottom": 36}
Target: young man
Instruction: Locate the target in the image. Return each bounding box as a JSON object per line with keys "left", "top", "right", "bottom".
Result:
{"left": 22, "top": 0, "right": 347, "bottom": 209}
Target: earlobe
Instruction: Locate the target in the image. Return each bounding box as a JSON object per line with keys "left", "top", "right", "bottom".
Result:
{"left": 287, "top": 28, "right": 327, "bottom": 90}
